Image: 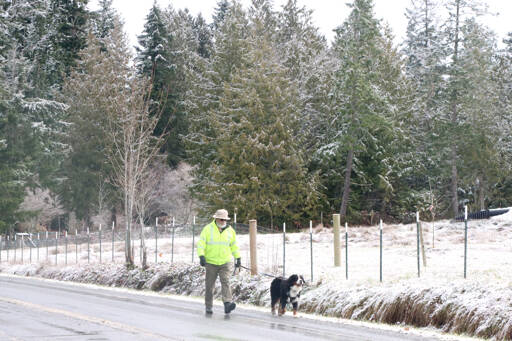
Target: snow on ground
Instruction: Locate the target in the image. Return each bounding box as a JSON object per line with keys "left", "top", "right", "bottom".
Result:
{"left": 1, "top": 209, "right": 512, "bottom": 339}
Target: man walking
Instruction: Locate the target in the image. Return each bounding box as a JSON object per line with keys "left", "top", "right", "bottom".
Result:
{"left": 197, "top": 209, "right": 241, "bottom": 315}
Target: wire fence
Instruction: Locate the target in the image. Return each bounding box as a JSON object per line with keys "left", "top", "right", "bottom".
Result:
{"left": 0, "top": 219, "right": 283, "bottom": 270}
{"left": 1, "top": 208, "right": 510, "bottom": 283}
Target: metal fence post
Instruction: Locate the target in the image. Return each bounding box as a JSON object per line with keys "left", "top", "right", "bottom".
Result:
{"left": 37, "top": 233, "right": 40, "bottom": 262}
{"left": 55, "top": 232, "right": 58, "bottom": 265}
{"left": 87, "top": 227, "right": 90, "bottom": 264}
{"left": 155, "top": 218, "right": 158, "bottom": 264}
{"left": 139, "top": 222, "right": 143, "bottom": 265}
{"left": 464, "top": 206, "right": 468, "bottom": 279}
{"left": 46, "top": 231, "right": 49, "bottom": 261}
{"left": 309, "top": 221, "right": 313, "bottom": 282}
{"left": 29, "top": 233, "right": 32, "bottom": 264}
{"left": 171, "top": 217, "right": 175, "bottom": 264}
{"left": 0, "top": 235, "right": 2, "bottom": 263}
{"left": 99, "top": 224, "right": 102, "bottom": 264}
{"left": 416, "top": 212, "right": 420, "bottom": 277}
{"left": 380, "top": 219, "right": 383, "bottom": 283}
{"left": 112, "top": 221, "right": 115, "bottom": 262}
{"left": 7, "top": 236, "right": 9, "bottom": 263}
{"left": 192, "top": 216, "right": 196, "bottom": 263}
{"left": 345, "top": 222, "right": 348, "bottom": 280}
{"left": 283, "top": 222, "right": 286, "bottom": 277}
{"left": 65, "top": 231, "right": 68, "bottom": 265}
{"left": 75, "top": 229, "right": 78, "bottom": 264}
{"left": 21, "top": 234, "right": 24, "bottom": 264}
{"left": 14, "top": 234, "right": 17, "bottom": 263}
{"left": 432, "top": 217, "right": 435, "bottom": 249}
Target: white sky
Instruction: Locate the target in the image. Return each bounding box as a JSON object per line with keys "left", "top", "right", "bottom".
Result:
{"left": 89, "top": 0, "right": 512, "bottom": 49}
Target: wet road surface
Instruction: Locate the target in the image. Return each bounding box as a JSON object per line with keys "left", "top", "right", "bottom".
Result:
{"left": 0, "top": 274, "right": 444, "bottom": 340}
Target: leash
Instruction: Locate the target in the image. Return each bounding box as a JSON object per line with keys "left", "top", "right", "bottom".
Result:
{"left": 233, "top": 266, "right": 311, "bottom": 287}
{"left": 234, "top": 265, "right": 275, "bottom": 278}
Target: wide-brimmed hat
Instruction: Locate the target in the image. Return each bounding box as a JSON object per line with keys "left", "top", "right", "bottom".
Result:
{"left": 212, "top": 209, "right": 230, "bottom": 220}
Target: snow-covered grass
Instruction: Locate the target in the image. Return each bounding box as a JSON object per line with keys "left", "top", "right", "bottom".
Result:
{"left": 2, "top": 209, "right": 512, "bottom": 339}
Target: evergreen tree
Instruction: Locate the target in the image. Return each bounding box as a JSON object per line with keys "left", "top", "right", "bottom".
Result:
{"left": 193, "top": 13, "right": 212, "bottom": 59}
{"left": 491, "top": 33, "right": 512, "bottom": 207}
{"left": 90, "top": 0, "right": 116, "bottom": 39}
{"left": 441, "top": 0, "right": 488, "bottom": 217}
{"left": 402, "top": 0, "right": 446, "bottom": 214}
{"left": 186, "top": 1, "right": 251, "bottom": 199}
{"left": 60, "top": 21, "right": 130, "bottom": 223}
{"left": 47, "top": 0, "right": 89, "bottom": 87}
{"left": 457, "top": 21, "right": 503, "bottom": 210}
{"left": 320, "top": 0, "right": 413, "bottom": 222}
{"left": 136, "top": 3, "right": 188, "bottom": 168}
{"left": 1, "top": 0, "right": 49, "bottom": 97}
{"left": 0, "top": 92, "right": 28, "bottom": 233}
{"left": 331, "top": 0, "right": 385, "bottom": 222}
{"left": 0, "top": 0, "right": 68, "bottom": 231}
{"left": 202, "top": 13, "right": 320, "bottom": 225}
{"left": 275, "top": 0, "right": 327, "bottom": 154}
{"left": 212, "top": 0, "right": 230, "bottom": 31}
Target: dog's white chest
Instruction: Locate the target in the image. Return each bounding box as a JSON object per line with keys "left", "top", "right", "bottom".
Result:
{"left": 289, "top": 286, "right": 301, "bottom": 298}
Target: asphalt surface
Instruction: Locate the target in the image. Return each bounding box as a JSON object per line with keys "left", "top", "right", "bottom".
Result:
{"left": 0, "top": 275, "right": 444, "bottom": 341}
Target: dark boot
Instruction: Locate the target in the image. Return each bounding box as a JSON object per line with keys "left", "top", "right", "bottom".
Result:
{"left": 224, "top": 302, "right": 236, "bottom": 314}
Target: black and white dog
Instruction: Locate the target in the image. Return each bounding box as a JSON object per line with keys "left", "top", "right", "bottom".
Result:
{"left": 270, "top": 274, "right": 305, "bottom": 316}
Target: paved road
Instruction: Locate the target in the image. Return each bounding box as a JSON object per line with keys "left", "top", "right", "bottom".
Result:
{"left": 0, "top": 275, "right": 443, "bottom": 341}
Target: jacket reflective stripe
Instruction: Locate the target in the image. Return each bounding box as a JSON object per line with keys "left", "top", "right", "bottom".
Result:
{"left": 208, "top": 224, "right": 231, "bottom": 245}
{"left": 196, "top": 220, "right": 240, "bottom": 265}
{"left": 206, "top": 241, "right": 229, "bottom": 245}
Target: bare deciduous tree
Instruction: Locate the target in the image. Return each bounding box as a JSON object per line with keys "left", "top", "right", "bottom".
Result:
{"left": 134, "top": 156, "right": 165, "bottom": 269}
{"left": 106, "top": 78, "right": 165, "bottom": 267}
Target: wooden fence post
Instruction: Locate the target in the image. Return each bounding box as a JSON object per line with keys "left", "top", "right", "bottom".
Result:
{"left": 249, "top": 220, "right": 257, "bottom": 276}
{"left": 333, "top": 214, "right": 341, "bottom": 267}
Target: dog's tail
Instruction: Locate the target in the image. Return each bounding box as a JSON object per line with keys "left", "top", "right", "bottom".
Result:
{"left": 270, "top": 277, "right": 283, "bottom": 291}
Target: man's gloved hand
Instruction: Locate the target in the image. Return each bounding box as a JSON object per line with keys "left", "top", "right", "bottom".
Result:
{"left": 235, "top": 258, "right": 241, "bottom": 268}
{"left": 199, "top": 255, "right": 206, "bottom": 267}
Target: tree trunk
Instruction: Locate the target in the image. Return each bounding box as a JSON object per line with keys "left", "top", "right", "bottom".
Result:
{"left": 478, "top": 177, "right": 486, "bottom": 211}
{"left": 339, "top": 149, "right": 354, "bottom": 223}
{"left": 139, "top": 217, "right": 147, "bottom": 269}
{"left": 125, "top": 195, "right": 133, "bottom": 267}
{"left": 450, "top": 144, "right": 459, "bottom": 218}
{"left": 450, "top": 0, "right": 461, "bottom": 219}
{"left": 111, "top": 206, "right": 117, "bottom": 228}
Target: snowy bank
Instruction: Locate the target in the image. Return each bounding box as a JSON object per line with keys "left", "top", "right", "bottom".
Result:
{"left": 2, "top": 262, "right": 511, "bottom": 340}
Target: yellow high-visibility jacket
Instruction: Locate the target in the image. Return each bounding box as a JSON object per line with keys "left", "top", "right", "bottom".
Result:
{"left": 197, "top": 220, "right": 240, "bottom": 265}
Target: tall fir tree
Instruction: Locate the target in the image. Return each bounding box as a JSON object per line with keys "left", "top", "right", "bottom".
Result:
{"left": 320, "top": 0, "right": 413, "bottom": 222}
{"left": 212, "top": 0, "right": 230, "bottom": 31}
{"left": 47, "top": 0, "right": 89, "bottom": 89}
{"left": 402, "top": 0, "right": 446, "bottom": 214}
{"left": 275, "top": 0, "right": 328, "bottom": 159}
{"left": 193, "top": 13, "right": 212, "bottom": 59}
{"left": 59, "top": 21, "right": 130, "bottom": 223}
{"left": 489, "top": 33, "right": 512, "bottom": 207}
{"left": 90, "top": 0, "right": 116, "bottom": 39}
{"left": 201, "top": 8, "right": 320, "bottom": 225}
{"left": 136, "top": 2, "right": 188, "bottom": 168}
{"left": 331, "top": 0, "right": 385, "bottom": 222}
{"left": 441, "top": 0, "right": 488, "bottom": 217}
{"left": 456, "top": 20, "right": 502, "bottom": 210}
{"left": 186, "top": 1, "right": 251, "bottom": 200}
{"left": 0, "top": 0, "right": 68, "bottom": 232}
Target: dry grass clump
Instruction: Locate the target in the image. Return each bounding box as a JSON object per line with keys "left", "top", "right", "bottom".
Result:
{"left": 3, "top": 261, "right": 512, "bottom": 339}
{"left": 299, "top": 284, "right": 512, "bottom": 340}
